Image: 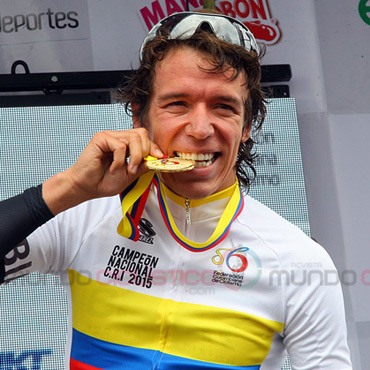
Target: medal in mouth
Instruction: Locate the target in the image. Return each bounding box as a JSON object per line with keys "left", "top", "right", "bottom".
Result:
{"left": 145, "top": 156, "right": 195, "bottom": 172}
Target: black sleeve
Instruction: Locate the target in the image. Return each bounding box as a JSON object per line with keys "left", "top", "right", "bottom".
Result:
{"left": 0, "top": 185, "right": 54, "bottom": 283}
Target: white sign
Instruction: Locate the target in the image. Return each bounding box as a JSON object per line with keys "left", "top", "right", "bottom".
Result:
{"left": 0, "top": 0, "right": 92, "bottom": 73}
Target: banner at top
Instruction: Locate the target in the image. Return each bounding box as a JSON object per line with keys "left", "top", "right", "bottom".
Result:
{"left": 139, "top": 0, "right": 281, "bottom": 45}
{"left": 0, "top": 0, "right": 281, "bottom": 75}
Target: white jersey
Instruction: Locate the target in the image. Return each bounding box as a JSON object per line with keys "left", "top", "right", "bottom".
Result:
{"left": 4, "top": 178, "right": 352, "bottom": 370}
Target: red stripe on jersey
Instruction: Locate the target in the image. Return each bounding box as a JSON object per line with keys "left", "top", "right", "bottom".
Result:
{"left": 70, "top": 358, "right": 103, "bottom": 370}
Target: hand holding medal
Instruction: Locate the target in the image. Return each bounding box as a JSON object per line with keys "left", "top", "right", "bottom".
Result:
{"left": 144, "top": 155, "right": 195, "bottom": 172}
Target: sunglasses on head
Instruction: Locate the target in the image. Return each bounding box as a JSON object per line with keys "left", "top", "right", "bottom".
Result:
{"left": 140, "top": 11, "right": 259, "bottom": 60}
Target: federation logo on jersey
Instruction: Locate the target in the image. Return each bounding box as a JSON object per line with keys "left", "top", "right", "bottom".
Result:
{"left": 138, "top": 218, "right": 156, "bottom": 244}
{"left": 211, "top": 243, "right": 262, "bottom": 290}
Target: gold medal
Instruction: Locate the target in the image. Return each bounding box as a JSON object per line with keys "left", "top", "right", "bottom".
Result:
{"left": 145, "top": 156, "right": 195, "bottom": 172}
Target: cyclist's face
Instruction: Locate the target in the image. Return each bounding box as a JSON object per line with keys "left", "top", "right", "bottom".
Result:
{"left": 141, "top": 46, "right": 249, "bottom": 199}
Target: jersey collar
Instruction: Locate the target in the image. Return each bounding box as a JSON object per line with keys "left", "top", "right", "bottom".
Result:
{"left": 153, "top": 174, "right": 244, "bottom": 252}
{"left": 117, "top": 172, "right": 244, "bottom": 252}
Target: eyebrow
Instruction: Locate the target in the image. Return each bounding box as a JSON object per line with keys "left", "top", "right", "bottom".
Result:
{"left": 157, "top": 93, "right": 244, "bottom": 108}
{"left": 216, "top": 95, "right": 244, "bottom": 109}
{"left": 156, "top": 93, "right": 189, "bottom": 104}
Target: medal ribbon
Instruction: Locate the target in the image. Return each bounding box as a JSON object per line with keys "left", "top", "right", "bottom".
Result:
{"left": 117, "top": 172, "right": 244, "bottom": 251}
{"left": 116, "top": 171, "right": 154, "bottom": 241}
{"left": 152, "top": 175, "right": 244, "bottom": 252}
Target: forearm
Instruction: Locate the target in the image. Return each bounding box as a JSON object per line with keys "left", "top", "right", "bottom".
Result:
{"left": 0, "top": 176, "right": 85, "bottom": 284}
{"left": 0, "top": 185, "right": 54, "bottom": 261}
{"left": 38, "top": 129, "right": 162, "bottom": 215}
{"left": 0, "top": 170, "right": 90, "bottom": 262}
{"left": 42, "top": 170, "right": 92, "bottom": 216}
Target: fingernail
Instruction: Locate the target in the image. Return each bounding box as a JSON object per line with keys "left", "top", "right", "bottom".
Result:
{"left": 155, "top": 149, "right": 163, "bottom": 157}
{"left": 131, "top": 165, "right": 138, "bottom": 174}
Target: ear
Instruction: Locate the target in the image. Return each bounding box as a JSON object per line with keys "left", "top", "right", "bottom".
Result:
{"left": 241, "top": 123, "right": 252, "bottom": 143}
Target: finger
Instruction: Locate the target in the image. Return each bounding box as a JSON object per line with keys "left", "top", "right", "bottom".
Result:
{"left": 120, "top": 128, "right": 164, "bottom": 160}
{"left": 110, "top": 142, "right": 128, "bottom": 175}
{"left": 125, "top": 128, "right": 153, "bottom": 174}
{"left": 149, "top": 141, "right": 164, "bottom": 158}
{"left": 101, "top": 129, "right": 162, "bottom": 175}
{"left": 105, "top": 129, "right": 147, "bottom": 175}
{"left": 134, "top": 128, "right": 151, "bottom": 157}
{"left": 95, "top": 132, "right": 129, "bottom": 175}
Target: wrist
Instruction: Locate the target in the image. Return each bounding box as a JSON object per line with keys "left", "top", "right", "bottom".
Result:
{"left": 42, "top": 170, "right": 90, "bottom": 215}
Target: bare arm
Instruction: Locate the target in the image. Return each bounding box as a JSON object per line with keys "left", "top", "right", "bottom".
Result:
{"left": 43, "top": 128, "right": 162, "bottom": 214}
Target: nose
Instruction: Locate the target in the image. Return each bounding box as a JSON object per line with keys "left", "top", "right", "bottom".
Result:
{"left": 184, "top": 105, "right": 214, "bottom": 140}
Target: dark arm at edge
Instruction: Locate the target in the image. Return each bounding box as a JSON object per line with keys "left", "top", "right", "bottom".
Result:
{"left": 0, "top": 185, "right": 54, "bottom": 283}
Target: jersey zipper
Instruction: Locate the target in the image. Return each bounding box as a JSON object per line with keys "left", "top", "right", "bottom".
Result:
{"left": 185, "top": 198, "right": 191, "bottom": 225}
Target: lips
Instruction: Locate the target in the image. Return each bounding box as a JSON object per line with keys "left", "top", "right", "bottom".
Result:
{"left": 175, "top": 151, "right": 217, "bottom": 168}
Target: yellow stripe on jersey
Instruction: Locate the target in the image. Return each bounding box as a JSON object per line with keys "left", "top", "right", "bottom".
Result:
{"left": 69, "top": 270, "right": 284, "bottom": 367}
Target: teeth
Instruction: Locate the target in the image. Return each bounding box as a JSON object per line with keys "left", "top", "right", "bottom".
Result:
{"left": 194, "top": 160, "right": 212, "bottom": 168}
{"left": 175, "top": 152, "right": 216, "bottom": 168}
{"left": 176, "top": 152, "right": 215, "bottom": 161}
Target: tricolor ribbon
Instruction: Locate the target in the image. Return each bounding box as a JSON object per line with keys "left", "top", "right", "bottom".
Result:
{"left": 117, "top": 173, "right": 244, "bottom": 251}
{"left": 153, "top": 176, "right": 244, "bottom": 252}
{"left": 116, "top": 171, "right": 155, "bottom": 241}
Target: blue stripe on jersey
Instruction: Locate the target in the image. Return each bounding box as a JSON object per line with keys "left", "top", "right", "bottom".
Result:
{"left": 70, "top": 329, "right": 261, "bottom": 370}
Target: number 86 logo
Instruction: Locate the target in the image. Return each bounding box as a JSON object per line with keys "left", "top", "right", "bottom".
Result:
{"left": 212, "top": 247, "right": 250, "bottom": 273}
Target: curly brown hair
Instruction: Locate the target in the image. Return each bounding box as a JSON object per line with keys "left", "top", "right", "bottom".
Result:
{"left": 114, "top": 24, "right": 266, "bottom": 191}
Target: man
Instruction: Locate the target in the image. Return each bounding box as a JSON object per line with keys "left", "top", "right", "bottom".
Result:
{"left": 0, "top": 12, "right": 352, "bottom": 370}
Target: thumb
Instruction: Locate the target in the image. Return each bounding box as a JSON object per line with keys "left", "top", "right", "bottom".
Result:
{"left": 150, "top": 142, "right": 164, "bottom": 158}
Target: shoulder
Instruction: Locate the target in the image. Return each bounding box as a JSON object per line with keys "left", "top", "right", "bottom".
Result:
{"left": 58, "top": 195, "right": 121, "bottom": 220}
{"left": 45, "top": 195, "right": 122, "bottom": 241}
{"left": 237, "top": 195, "right": 334, "bottom": 269}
